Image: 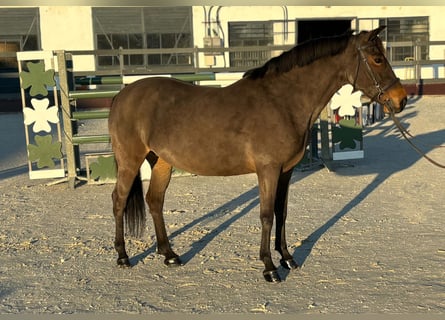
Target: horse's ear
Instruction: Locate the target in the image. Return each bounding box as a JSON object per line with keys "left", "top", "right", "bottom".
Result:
{"left": 367, "top": 25, "right": 386, "bottom": 41}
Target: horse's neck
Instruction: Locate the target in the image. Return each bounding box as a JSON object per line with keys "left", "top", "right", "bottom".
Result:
{"left": 286, "top": 55, "right": 350, "bottom": 126}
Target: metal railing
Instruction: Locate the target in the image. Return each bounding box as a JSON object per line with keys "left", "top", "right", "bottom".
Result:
{"left": 2, "top": 40, "right": 445, "bottom": 83}
{"left": 62, "top": 41, "right": 445, "bottom": 83}
{"left": 388, "top": 40, "right": 445, "bottom": 83}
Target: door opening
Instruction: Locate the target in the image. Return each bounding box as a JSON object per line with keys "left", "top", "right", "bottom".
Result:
{"left": 297, "top": 19, "right": 352, "bottom": 43}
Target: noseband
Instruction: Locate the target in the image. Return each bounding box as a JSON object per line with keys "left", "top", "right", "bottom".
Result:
{"left": 352, "top": 42, "right": 400, "bottom": 112}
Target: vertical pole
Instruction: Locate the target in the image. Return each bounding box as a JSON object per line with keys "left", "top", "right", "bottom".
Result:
{"left": 310, "top": 124, "right": 318, "bottom": 159}
{"left": 56, "top": 50, "right": 76, "bottom": 188}
{"left": 195, "top": 46, "right": 200, "bottom": 72}
{"left": 17, "top": 57, "right": 33, "bottom": 175}
{"left": 119, "top": 46, "right": 124, "bottom": 77}
{"left": 319, "top": 105, "right": 333, "bottom": 170}
{"left": 414, "top": 39, "right": 421, "bottom": 84}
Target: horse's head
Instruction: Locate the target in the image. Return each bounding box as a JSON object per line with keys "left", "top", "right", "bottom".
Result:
{"left": 351, "top": 26, "right": 407, "bottom": 114}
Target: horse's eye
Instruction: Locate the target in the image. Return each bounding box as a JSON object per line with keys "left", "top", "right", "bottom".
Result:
{"left": 374, "top": 57, "right": 383, "bottom": 64}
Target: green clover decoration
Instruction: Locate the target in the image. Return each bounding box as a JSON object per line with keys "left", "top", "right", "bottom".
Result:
{"left": 20, "top": 61, "right": 56, "bottom": 97}
{"left": 27, "top": 134, "right": 63, "bottom": 169}
{"left": 332, "top": 119, "right": 363, "bottom": 150}
{"left": 90, "top": 155, "right": 117, "bottom": 182}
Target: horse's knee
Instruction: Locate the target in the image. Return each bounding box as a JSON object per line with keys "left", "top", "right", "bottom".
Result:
{"left": 260, "top": 214, "right": 274, "bottom": 229}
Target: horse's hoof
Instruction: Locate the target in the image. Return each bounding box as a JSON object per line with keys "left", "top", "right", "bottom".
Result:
{"left": 117, "top": 257, "right": 131, "bottom": 267}
{"left": 280, "top": 258, "right": 299, "bottom": 270}
{"left": 263, "top": 270, "right": 281, "bottom": 283}
{"left": 164, "top": 256, "right": 182, "bottom": 267}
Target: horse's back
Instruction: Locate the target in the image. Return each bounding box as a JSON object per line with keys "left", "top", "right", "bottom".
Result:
{"left": 109, "top": 77, "right": 199, "bottom": 141}
{"left": 108, "top": 76, "right": 304, "bottom": 175}
{"left": 110, "top": 77, "right": 196, "bottom": 119}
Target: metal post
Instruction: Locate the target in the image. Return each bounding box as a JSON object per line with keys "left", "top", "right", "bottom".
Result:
{"left": 414, "top": 39, "right": 421, "bottom": 83}
{"left": 56, "top": 50, "right": 77, "bottom": 188}
{"left": 119, "top": 46, "right": 124, "bottom": 78}
{"left": 319, "top": 105, "right": 333, "bottom": 171}
{"left": 194, "top": 46, "right": 200, "bottom": 71}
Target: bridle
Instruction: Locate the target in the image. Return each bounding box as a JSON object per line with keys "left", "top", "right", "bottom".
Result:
{"left": 353, "top": 40, "right": 445, "bottom": 169}
{"left": 352, "top": 41, "right": 400, "bottom": 112}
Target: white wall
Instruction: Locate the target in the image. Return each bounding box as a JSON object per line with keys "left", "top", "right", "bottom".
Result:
{"left": 199, "top": 6, "right": 445, "bottom": 56}
{"left": 35, "top": 6, "right": 445, "bottom": 73}
{"left": 39, "top": 6, "right": 95, "bottom": 71}
{"left": 195, "top": 6, "right": 445, "bottom": 83}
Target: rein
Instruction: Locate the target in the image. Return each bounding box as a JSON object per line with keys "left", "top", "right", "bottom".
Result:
{"left": 389, "top": 109, "right": 445, "bottom": 169}
{"left": 354, "top": 43, "right": 445, "bottom": 169}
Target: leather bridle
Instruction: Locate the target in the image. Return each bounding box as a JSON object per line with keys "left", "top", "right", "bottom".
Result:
{"left": 352, "top": 42, "right": 400, "bottom": 113}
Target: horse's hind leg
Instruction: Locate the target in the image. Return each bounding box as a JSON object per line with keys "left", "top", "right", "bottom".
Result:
{"left": 274, "top": 169, "right": 299, "bottom": 270}
{"left": 112, "top": 162, "right": 143, "bottom": 267}
{"left": 146, "top": 156, "right": 181, "bottom": 266}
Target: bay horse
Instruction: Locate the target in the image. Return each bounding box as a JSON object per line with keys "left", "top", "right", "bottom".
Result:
{"left": 108, "top": 26, "right": 407, "bottom": 282}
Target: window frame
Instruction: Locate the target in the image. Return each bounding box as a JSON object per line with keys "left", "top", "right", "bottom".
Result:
{"left": 92, "top": 7, "right": 194, "bottom": 69}
{"left": 0, "top": 8, "right": 41, "bottom": 71}
{"left": 228, "top": 21, "right": 274, "bottom": 68}
{"left": 378, "top": 16, "right": 429, "bottom": 62}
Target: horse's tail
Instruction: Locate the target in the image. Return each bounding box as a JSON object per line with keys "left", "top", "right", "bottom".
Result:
{"left": 124, "top": 172, "right": 146, "bottom": 238}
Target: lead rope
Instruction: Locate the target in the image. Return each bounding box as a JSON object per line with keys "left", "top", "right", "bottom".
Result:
{"left": 389, "top": 110, "right": 445, "bottom": 169}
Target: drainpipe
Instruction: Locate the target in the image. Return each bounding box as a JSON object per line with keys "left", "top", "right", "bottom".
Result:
{"left": 281, "top": 6, "right": 288, "bottom": 42}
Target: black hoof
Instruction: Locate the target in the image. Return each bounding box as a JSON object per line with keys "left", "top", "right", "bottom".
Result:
{"left": 117, "top": 257, "right": 131, "bottom": 267}
{"left": 263, "top": 270, "right": 281, "bottom": 283}
{"left": 164, "top": 256, "right": 182, "bottom": 267}
{"left": 280, "top": 258, "right": 299, "bottom": 270}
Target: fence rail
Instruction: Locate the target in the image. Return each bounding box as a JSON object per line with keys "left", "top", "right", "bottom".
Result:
{"left": 63, "top": 41, "right": 445, "bottom": 83}
{"left": 12, "top": 39, "right": 445, "bottom": 188}
{"left": 3, "top": 40, "right": 445, "bottom": 83}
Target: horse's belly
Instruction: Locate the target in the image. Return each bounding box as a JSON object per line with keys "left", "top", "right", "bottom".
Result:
{"left": 161, "top": 151, "right": 255, "bottom": 176}
{"left": 152, "top": 143, "right": 256, "bottom": 176}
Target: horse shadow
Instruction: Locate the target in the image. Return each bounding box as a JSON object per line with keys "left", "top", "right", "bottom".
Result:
{"left": 131, "top": 182, "right": 261, "bottom": 265}
{"left": 131, "top": 163, "right": 309, "bottom": 266}
{"left": 281, "top": 105, "right": 445, "bottom": 280}
{"left": 0, "top": 165, "right": 29, "bottom": 180}
{"left": 0, "top": 113, "right": 28, "bottom": 178}
{"left": 132, "top": 104, "right": 445, "bottom": 278}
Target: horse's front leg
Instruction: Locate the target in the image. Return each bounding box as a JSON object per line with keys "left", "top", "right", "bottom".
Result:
{"left": 257, "top": 166, "right": 281, "bottom": 282}
{"left": 274, "top": 169, "right": 299, "bottom": 270}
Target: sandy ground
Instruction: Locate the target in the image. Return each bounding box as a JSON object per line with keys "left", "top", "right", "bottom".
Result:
{"left": 0, "top": 96, "right": 444, "bottom": 314}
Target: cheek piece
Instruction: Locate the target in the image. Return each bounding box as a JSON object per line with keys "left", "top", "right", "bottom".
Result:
{"left": 352, "top": 42, "right": 402, "bottom": 113}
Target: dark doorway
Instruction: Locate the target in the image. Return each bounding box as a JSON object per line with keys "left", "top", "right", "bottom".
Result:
{"left": 297, "top": 19, "right": 352, "bottom": 43}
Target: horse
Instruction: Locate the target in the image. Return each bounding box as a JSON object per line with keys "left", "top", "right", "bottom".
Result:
{"left": 108, "top": 26, "right": 407, "bottom": 283}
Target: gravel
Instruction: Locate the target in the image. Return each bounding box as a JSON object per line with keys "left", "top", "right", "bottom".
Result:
{"left": 0, "top": 96, "right": 444, "bottom": 314}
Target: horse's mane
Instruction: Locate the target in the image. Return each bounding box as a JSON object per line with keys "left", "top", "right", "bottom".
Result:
{"left": 243, "top": 31, "right": 354, "bottom": 79}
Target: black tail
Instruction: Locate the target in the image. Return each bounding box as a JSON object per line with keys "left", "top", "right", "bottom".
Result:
{"left": 124, "top": 172, "right": 146, "bottom": 238}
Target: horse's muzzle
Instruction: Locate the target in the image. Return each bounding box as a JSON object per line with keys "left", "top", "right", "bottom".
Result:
{"left": 383, "top": 96, "right": 406, "bottom": 114}
{"left": 399, "top": 97, "right": 407, "bottom": 112}
{"left": 382, "top": 83, "right": 407, "bottom": 114}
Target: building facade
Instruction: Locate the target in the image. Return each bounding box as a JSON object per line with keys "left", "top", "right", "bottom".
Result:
{"left": 1, "top": 6, "right": 444, "bottom": 90}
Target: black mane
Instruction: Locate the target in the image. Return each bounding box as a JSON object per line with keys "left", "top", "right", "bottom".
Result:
{"left": 243, "top": 31, "right": 353, "bottom": 79}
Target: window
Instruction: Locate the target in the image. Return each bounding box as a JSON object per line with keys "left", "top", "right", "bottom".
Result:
{"left": 146, "top": 32, "right": 193, "bottom": 66}
{"left": 0, "top": 8, "right": 40, "bottom": 70}
{"left": 97, "top": 33, "right": 144, "bottom": 66}
{"left": 93, "top": 7, "right": 193, "bottom": 69}
{"left": 228, "top": 21, "right": 274, "bottom": 68}
{"left": 379, "top": 17, "right": 429, "bottom": 62}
